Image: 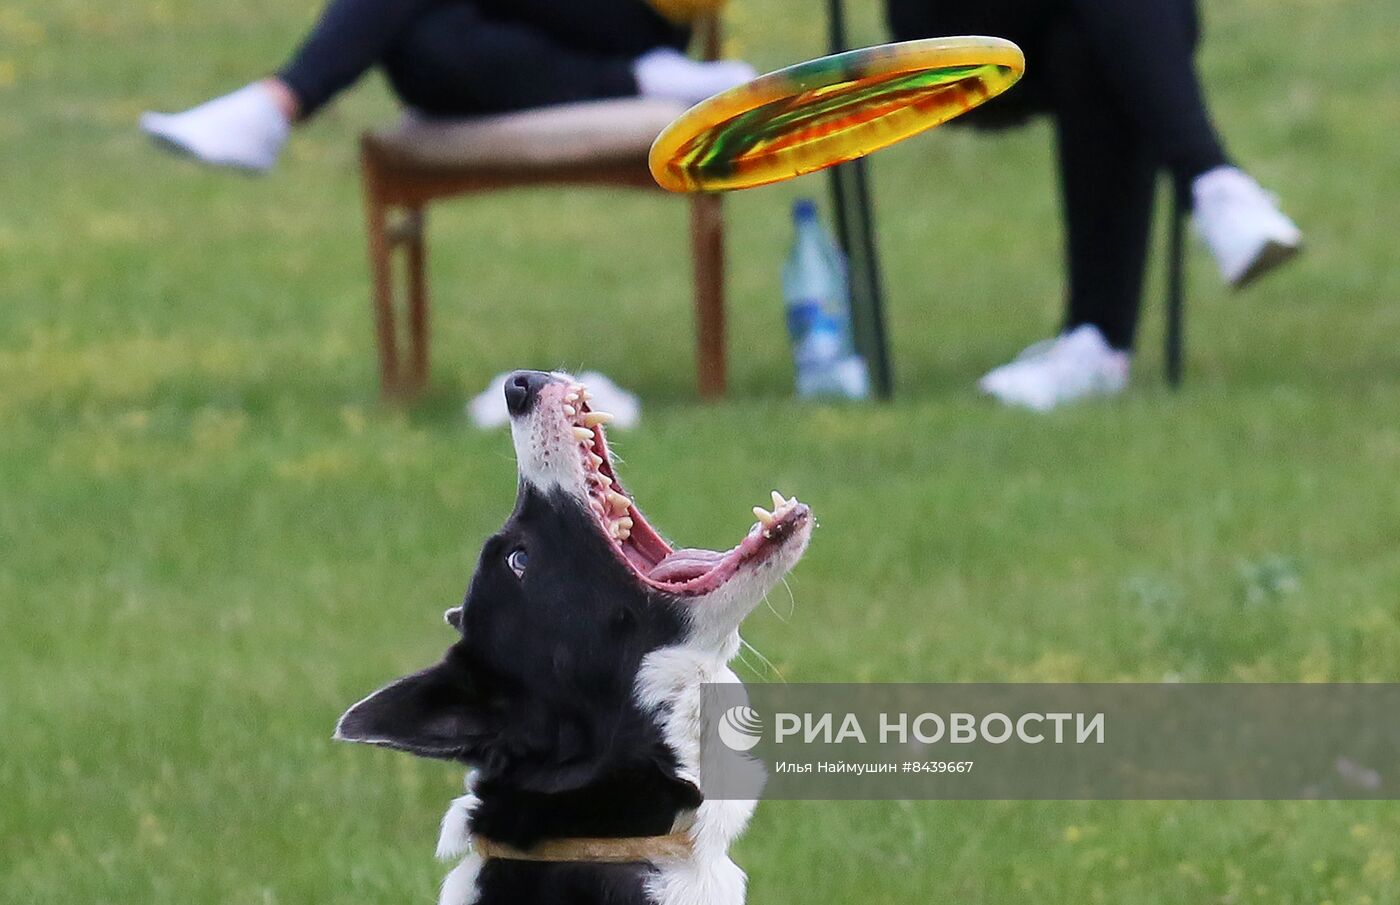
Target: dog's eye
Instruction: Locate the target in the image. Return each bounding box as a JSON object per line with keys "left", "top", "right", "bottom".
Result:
{"left": 506, "top": 548, "right": 529, "bottom": 578}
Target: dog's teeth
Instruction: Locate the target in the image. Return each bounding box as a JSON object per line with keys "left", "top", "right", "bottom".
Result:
{"left": 607, "top": 491, "right": 631, "bottom": 514}
{"left": 573, "top": 427, "right": 595, "bottom": 442}
{"left": 562, "top": 404, "right": 576, "bottom": 417}
{"left": 771, "top": 490, "right": 787, "bottom": 510}
{"left": 589, "top": 453, "right": 604, "bottom": 468}
{"left": 615, "top": 516, "right": 634, "bottom": 530}
{"left": 753, "top": 506, "right": 775, "bottom": 527}
{"left": 565, "top": 392, "right": 579, "bottom": 403}
{"left": 582, "top": 411, "right": 613, "bottom": 428}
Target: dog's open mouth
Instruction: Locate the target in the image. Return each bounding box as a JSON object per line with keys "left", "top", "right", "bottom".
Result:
{"left": 553, "top": 381, "right": 809, "bottom": 598}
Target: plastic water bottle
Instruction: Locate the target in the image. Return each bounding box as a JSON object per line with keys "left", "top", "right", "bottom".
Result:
{"left": 782, "top": 199, "right": 870, "bottom": 400}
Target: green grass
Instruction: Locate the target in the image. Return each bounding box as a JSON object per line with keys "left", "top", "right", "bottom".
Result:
{"left": 4, "top": 0, "right": 1400, "bottom": 902}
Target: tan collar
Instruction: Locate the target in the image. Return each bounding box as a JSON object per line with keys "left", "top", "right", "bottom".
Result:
{"left": 471, "top": 831, "right": 694, "bottom": 864}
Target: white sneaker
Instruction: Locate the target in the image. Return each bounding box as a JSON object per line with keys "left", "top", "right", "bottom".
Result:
{"left": 1192, "top": 165, "right": 1303, "bottom": 289}
{"left": 978, "top": 325, "right": 1130, "bottom": 412}
{"left": 140, "top": 83, "right": 290, "bottom": 173}
{"left": 632, "top": 48, "right": 757, "bottom": 107}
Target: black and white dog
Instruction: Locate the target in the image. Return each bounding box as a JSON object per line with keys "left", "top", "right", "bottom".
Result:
{"left": 336, "top": 371, "right": 811, "bottom": 905}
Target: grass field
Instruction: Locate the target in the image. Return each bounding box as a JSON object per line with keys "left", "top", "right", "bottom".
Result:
{"left": 3, "top": 0, "right": 1400, "bottom": 902}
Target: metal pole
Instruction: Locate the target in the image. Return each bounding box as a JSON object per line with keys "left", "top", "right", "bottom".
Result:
{"left": 1165, "top": 179, "right": 1186, "bottom": 388}
{"left": 825, "top": 0, "right": 894, "bottom": 398}
{"left": 826, "top": 0, "right": 855, "bottom": 257}
{"left": 847, "top": 159, "right": 892, "bottom": 399}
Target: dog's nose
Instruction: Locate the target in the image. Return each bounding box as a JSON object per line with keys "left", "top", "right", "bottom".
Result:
{"left": 504, "top": 370, "right": 554, "bottom": 417}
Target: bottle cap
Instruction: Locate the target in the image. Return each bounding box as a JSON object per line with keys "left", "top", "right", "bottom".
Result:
{"left": 792, "top": 198, "right": 818, "bottom": 220}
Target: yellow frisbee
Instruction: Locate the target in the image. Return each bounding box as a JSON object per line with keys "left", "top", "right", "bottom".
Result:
{"left": 649, "top": 36, "right": 1025, "bottom": 193}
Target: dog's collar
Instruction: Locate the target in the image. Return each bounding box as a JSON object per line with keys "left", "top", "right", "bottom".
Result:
{"left": 470, "top": 831, "right": 694, "bottom": 864}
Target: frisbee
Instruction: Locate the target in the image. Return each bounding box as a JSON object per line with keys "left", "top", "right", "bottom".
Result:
{"left": 649, "top": 36, "right": 1025, "bottom": 193}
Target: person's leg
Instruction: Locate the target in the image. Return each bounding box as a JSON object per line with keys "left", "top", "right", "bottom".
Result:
{"left": 278, "top": 0, "right": 445, "bottom": 118}
{"left": 1065, "top": 0, "right": 1225, "bottom": 182}
{"left": 890, "top": 0, "right": 1221, "bottom": 179}
{"left": 474, "top": 0, "right": 687, "bottom": 58}
{"left": 139, "top": 0, "right": 444, "bottom": 171}
{"left": 140, "top": 0, "right": 750, "bottom": 170}
{"left": 1047, "top": 23, "right": 1157, "bottom": 351}
{"left": 456, "top": 0, "right": 754, "bottom": 111}
{"left": 888, "top": 0, "right": 1062, "bottom": 45}
{"left": 891, "top": 0, "right": 1154, "bottom": 345}
{"left": 1068, "top": 0, "right": 1302, "bottom": 287}
{"left": 382, "top": 2, "right": 752, "bottom": 116}
{"left": 978, "top": 13, "right": 1144, "bottom": 411}
{"left": 382, "top": 4, "right": 637, "bottom": 115}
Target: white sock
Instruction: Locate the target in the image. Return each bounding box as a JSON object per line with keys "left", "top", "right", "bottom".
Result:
{"left": 632, "top": 47, "right": 756, "bottom": 107}
{"left": 140, "top": 83, "right": 290, "bottom": 173}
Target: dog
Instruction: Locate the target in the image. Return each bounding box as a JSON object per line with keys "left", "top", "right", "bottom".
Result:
{"left": 336, "top": 370, "right": 812, "bottom": 905}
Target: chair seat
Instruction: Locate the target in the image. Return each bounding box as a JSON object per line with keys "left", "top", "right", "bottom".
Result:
{"left": 365, "top": 98, "right": 689, "bottom": 170}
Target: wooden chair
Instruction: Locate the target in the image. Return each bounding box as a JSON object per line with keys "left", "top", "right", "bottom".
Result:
{"left": 359, "top": 18, "right": 727, "bottom": 401}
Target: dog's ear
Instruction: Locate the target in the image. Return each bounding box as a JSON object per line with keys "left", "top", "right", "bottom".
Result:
{"left": 334, "top": 660, "right": 486, "bottom": 759}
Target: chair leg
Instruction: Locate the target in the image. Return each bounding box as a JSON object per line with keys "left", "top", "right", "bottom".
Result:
{"left": 362, "top": 155, "right": 401, "bottom": 399}
{"left": 690, "top": 193, "right": 726, "bottom": 399}
{"left": 401, "top": 206, "right": 429, "bottom": 395}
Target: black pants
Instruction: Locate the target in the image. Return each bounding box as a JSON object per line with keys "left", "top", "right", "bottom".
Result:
{"left": 279, "top": 0, "right": 688, "bottom": 118}
{"left": 889, "top": 0, "right": 1229, "bottom": 350}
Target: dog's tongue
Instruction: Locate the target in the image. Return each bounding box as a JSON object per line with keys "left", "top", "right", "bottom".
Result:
{"left": 648, "top": 548, "right": 726, "bottom": 583}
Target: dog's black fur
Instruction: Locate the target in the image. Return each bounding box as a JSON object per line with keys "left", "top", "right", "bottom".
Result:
{"left": 337, "top": 483, "right": 703, "bottom": 904}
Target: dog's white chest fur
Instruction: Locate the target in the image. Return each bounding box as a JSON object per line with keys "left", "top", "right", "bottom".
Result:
{"left": 435, "top": 786, "right": 484, "bottom": 905}
{"left": 433, "top": 638, "right": 757, "bottom": 905}
{"left": 638, "top": 641, "right": 757, "bottom": 905}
